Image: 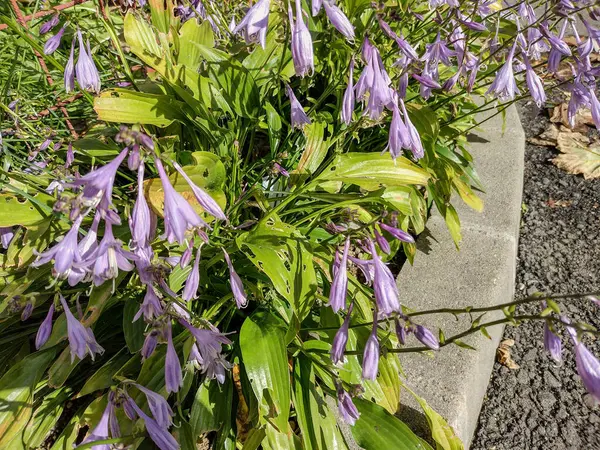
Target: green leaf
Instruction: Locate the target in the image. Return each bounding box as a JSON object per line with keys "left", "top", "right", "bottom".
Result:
{"left": 207, "top": 62, "right": 260, "bottom": 119}
{"left": 292, "top": 356, "right": 321, "bottom": 450}
{"left": 243, "top": 428, "right": 267, "bottom": 450}
{"left": 381, "top": 186, "right": 413, "bottom": 215}
{"left": 295, "top": 122, "right": 329, "bottom": 176}
{"left": 178, "top": 20, "right": 214, "bottom": 69}
{"left": 444, "top": 204, "right": 462, "bottom": 248}
{"left": 240, "top": 219, "right": 317, "bottom": 319}
{"left": 48, "top": 347, "right": 79, "bottom": 388}
{"left": 406, "top": 104, "right": 439, "bottom": 143}
{"left": 190, "top": 375, "right": 233, "bottom": 436}
{"left": 239, "top": 311, "right": 291, "bottom": 431}
{"left": 0, "top": 193, "right": 54, "bottom": 227}
{"left": 94, "top": 89, "right": 185, "bottom": 127}
{"left": 404, "top": 388, "right": 464, "bottom": 450}
{"left": 265, "top": 102, "right": 282, "bottom": 153}
{"left": 77, "top": 349, "right": 131, "bottom": 397}
{"left": 452, "top": 178, "right": 483, "bottom": 212}
{"left": 23, "top": 387, "right": 70, "bottom": 449}
{"left": 0, "top": 349, "right": 56, "bottom": 446}
{"left": 123, "top": 299, "right": 145, "bottom": 353}
{"left": 320, "top": 153, "right": 430, "bottom": 190}
{"left": 351, "top": 398, "right": 434, "bottom": 450}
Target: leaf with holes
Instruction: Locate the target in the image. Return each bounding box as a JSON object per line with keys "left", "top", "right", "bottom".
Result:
{"left": 240, "top": 219, "right": 317, "bottom": 319}
{"left": 0, "top": 193, "right": 54, "bottom": 227}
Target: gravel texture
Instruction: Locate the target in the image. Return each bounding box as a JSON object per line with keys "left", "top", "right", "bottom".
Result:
{"left": 472, "top": 100, "right": 600, "bottom": 450}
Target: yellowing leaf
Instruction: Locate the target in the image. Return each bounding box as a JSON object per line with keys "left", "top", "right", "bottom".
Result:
{"left": 553, "top": 132, "right": 600, "bottom": 179}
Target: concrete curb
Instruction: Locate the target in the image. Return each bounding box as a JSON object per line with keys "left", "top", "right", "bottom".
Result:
{"left": 395, "top": 104, "right": 525, "bottom": 448}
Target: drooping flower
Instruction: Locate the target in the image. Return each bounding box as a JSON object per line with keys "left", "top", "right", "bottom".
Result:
{"left": 182, "top": 246, "right": 201, "bottom": 301}
{"left": 0, "top": 227, "right": 14, "bottom": 249}
{"left": 155, "top": 157, "right": 208, "bottom": 245}
{"left": 362, "top": 313, "right": 380, "bottom": 380}
{"left": 421, "top": 32, "right": 455, "bottom": 66}
{"left": 233, "top": 0, "right": 270, "bottom": 49}
{"left": 32, "top": 215, "right": 83, "bottom": 278}
{"left": 589, "top": 88, "right": 600, "bottom": 130}
{"left": 142, "top": 330, "right": 159, "bottom": 360}
{"left": 331, "top": 303, "right": 353, "bottom": 364}
{"left": 40, "top": 14, "right": 60, "bottom": 35}
{"left": 75, "top": 30, "right": 101, "bottom": 93}
{"left": 289, "top": 0, "right": 314, "bottom": 77}
{"left": 65, "top": 142, "right": 75, "bottom": 168}
{"left": 328, "top": 238, "right": 349, "bottom": 313}
{"left": 171, "top": 161, "right": 226, "bottom": 221}
{"left": 128, "top": 398, "right": 179, "bottom": 450}
{"left": 399, "top": 99, "right": 424, "bottom": 159}
{"left": 414, "top": 324, "right": 439, "bottom": 350}
{"left": 134, "top": 285, "right": 164, "bottom": 322}
{"left": 67, "top": 213, "right": 101, "bottom": 286}
{"left": 523, "top": 55, "right": 546, "bottom": 108}
{"left": 377, "top": 18, "right": 418, "bottom": 61}
{"left": 44, "top": 26, "right": 66, "bottom": 55}
{"left": 35, "top": 303, "right": 55, "bottom": 349}
{"left": 78, "top": 400, "right": 119, "bottom": 450}
{"left": 64, "top": 39, "right": 75, "bottom": 93}
{"left": 130, "top": 161, "right": 153, "bottom": 249}
{"left": 379, "top": 222, "right": 415, "bottom": 243}
{"left": 337, "top": 385, "right": 360, "bottom": 425}
{"left": 567, "top": 327, "right": 600, "bottom": 402}
{"left": 544, "top": 322, "right": 562, "bottom": 363}
{"left": 374, "top": 229, "right": 390, "bottom": 254}
{"left": 367, "top": 239, "right": 400, "bottom": 316}
{"left": 165, "top": 323, "right": 183, "bottom": 393}
{"left": 395, "top": 318, "right": 407, "bottom": 345}
{"left": 311, "top": 0, "right": 323, "bottom": 15}
{"left": 387, "top": 99, "right": 410, "bottom": 159}
{"left": 222, "top": 249, "right": 248, "bottom": 308}
{"left": 133, "top": 383, "right": 174, "bottom": 429}
{"left": 487, "top": 42, "right": 520, "bottom": 101}
{"left": 180, "top": 245, "right": 193, "bottom": 268}
{"left": 286, "top": 84, "right": 311, "bottom": 128}
{"left": 21, "top": 303, "right": 33, "bottom": 321}
{"left": 341, "top": 59, "right": 355, "bottom": 125}
{"left": 323, "top": 1, "right": 354, "bottom": 40}
{"left": 60, "top": 295, "right": 104, "bottom": 362}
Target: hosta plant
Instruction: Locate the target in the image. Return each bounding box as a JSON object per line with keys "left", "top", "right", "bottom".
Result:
{"left": 0, "top": 0, "right": 599, "bottom": 449}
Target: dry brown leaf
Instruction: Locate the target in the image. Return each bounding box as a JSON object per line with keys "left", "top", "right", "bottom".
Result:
{"left": 496, "top": 339, "right": 520, "bottom": 370}
{"left": 527, "top": 123, "right": 560, "bottom": 146}
{"left": 546, "top": 198, "right": 573, "bottom": 208}
{"left": 550, "top": 103, "right": 594, "bottom": 132}
{"left": 553, "top": 132, "right": 600, "bottom": 179}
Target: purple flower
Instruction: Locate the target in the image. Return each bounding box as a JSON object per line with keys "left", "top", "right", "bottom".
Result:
{"left": 567, "top": 327, "right": 600, "bottom": 403}
{"left": 142, "top": 330, "right": 159, "bottom": 360}
{"left": 75, "top": 30, "right": 101, "bottom": 93}
{"left": 399, "top": 99, "right": 424, "bottom": 159}
{"left": 589, "top": 88, "right": 600, "bottom": 130}
{"left": 69, "top": 148, "right": 128, "bottom": 218}
{"left": 130, "top": 161, "right": 153, "bottom": 249}
{"left": 356, "top": 43, "right": 394, "bottom": 120}
{"left": 398, "top": 72, "right": 409, "bottom": 99}
{"left": 487, "top": 42, "right": 519, "bottom": 101}
{"left": 133, "top": 383, "right": 174, "bottom": 429}
{"left": 379, "top": 222, "right": 414, "bottom": 243}
{"left": 32, "top": 215, "right": 83, "bottom": 277}
{"left": 78, "top": 401, "right": 118, "bottom": 450}
{"left": 0, "top": 227, "right": 14, "bottom": 249}
{"left": 286, "top": 84, "right": 311, "bottom": 128}
{"left": 40, "top": 14, "right": 60, "bottom": 35}
{"left": 323, "top": 1, "right": 354, "bottom": 40}
{"left": 67, "top": 213, "right": 101, "bottom": 286}
{"left": 35, "top": 304, "right": 55, "bottom": 349}
{"left": 223, "top": 249, "right": 248, "bottom": 308}
{"left": 374, "top": 229, "right": 390, "bottom": 254}
{"left": 128, "top": 145, "right": 140, "bottom": 171}
{"left": 129, "top": 399, "right": 179, "bottom": 450}
{"left": 414, "top": 324, "right": 439, "bottom": 350}
{"left": 331, "top": 303, "right": 353, "bottom": 364}
{"left": 387, "top": 100, "right": 410, "bottom": 159}
{"left": 523, "top": 55, "right": 546, "bottom": 108}
{"left": 289, "top": 0, "right": 314, "bottom": 77}
{"left": 311, "top": 0, "right": 323, "bottom": 15}
{"left": 368, "top": 240, "right": 400, "bottom": 316}
{"left": 540, "top": 22, "right": 572, "bottom": 56}
{"left": 65, "top": 142, "right": 75, "bottom": 168}
{"left": 172, "top": 161, "right": 226, "bottom": 221}
{"left": 395, "top": 318, "right": 407, "bottom": 345}
{"left": 544, "top": 322, "right": 562, "bottom": 363}
{"left": 362, "top": 314, "right": 380, "bottom": 380}
{"left": 180, "top": 245, "right": 193, "bottom": 268}
{"left": 60, "top": 295, "right": 104, "bottom": 362}
{"left": 165, "top": 324, "right": 183, "bottom": 393}
{"left": 328, "top": 238, "right": 349, "bottom": 313}
{"left": 64, "top": 39, "right": 75, "bottom": 93}
{"left": 273, "top": 162, "right": 289, "bottom": 177}
{"left": 377, "top": 18, "right": 418, "bottom": 61}
{"left": 182, "top": 246, "right": 201, "bottom": 301}
{"left": 155, "top": 158, "right": 208, "bottom": 244}
{"left": 233, "top": 0, "right": 270, "bottom": 49}
{"left": 21, "top": 303, "right": 33, "bottom": 321}
{"left": 567, "top": 78, "right": 591, "bottom": 127}
{"left": 81, "top": 221, "right": 136, "bottom": 286}
{"left": 421, "top": 32, "right": 455, "bottom": 66}
{"left": 348, "top": 255, "right": 374, "bottom": 286}
{"left": 337, "top": 386, "right": 360, "bottom": 425}
{"left": 341, "top": 59, "right": 355, "bottom": 125}
{"left": 44, "top": 26, "right": 65, "bottom": 55}
{"left": 134, "top": 286, "right": 163, "bottom": 322}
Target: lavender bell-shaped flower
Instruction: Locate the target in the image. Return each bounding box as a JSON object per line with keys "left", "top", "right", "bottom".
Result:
{"left": 40, "top": 14, "right": 60, "bottom": 35}
{"left": 311, "top": 0, "right": 323, "bottom": 15}
{"left": 182, "top": 246, "right": 201, "bottom": 301}
{"left": 361, "top": 46, "right": 394, "bottom": 120}
{"left": 0, "top": 227, "right": 14, "bottom": 249}
{"left": 35, "top": 303, "right": 55, "bottom": 349}
{"left": 65, "top": 142, "right": 75, "bottom": 168}
{"left": 67, "top": 213, "right": 101, "bottom": 286}
{"left": 60, "top": 295, "right": 104, "bottom": 362}
{"left": 75, "top": 30, "right": 101, "bottom": 93}
{"left": 78, "top": 400, "right": 120, "bottom": 450}
{"left": 223, "top": 249, "right": 248, "bottom": 308}
{"left": 379, "top": 222, "right": 415, "bottom": 243}
{"left": 142, "top": 330, "right": 159, "bottom": 360}
{"left": 180, "top": 245, "right": 193, "bottom": 268}
{"left": 567, "top": 327, "right": 600, "bottom": 402}
{"left": 155, "top": 157, "right": 208, "bottom": 244}
{"left": 323, "top": 1, "right": 354, "bottom": 40}
{"left": 165, "top": 323, "right": 183, "bottom": 393}
{"left": 341, "top": 59, "right": 355, "bottom": 125}
{"left": 64, "top": 39, "right": 75, "bottom": 93}
{"left": 414, "top": 324, "right": 440, "bottom": 350}
{"left": 21, "top": 303, "right": 33, "bottom": 321}
{"left": 233, "top": 0, "right": 270, "bottom": 49}
{"left": 130, "top": 161, "right": 152, "bottom": 249}
{"left": 289, "top": 0, "right": 314, "bottom": 77}
{"left": 172, "top": 161, "right": 226, "bottom": 221}
{"left": 128, "top": 399, "right": 179, "bottom": 450}
{"left": 32, "top": 215, "right": 83, "bottom": 278}
{"left": 286, "top": 84, "right": 311, "bottom": 128}
{"left": 133, "top": 285, "right": 163, "bottom": 322}
{"left": 337, "top": 385, "right": 360, "bottom": 425}
{"left": 374, "top": 229, "right": 390, "bottom": 254}
{"left": 378, "top": 18, "right": 418, "bottom": 61}
{"left": 487, "top": 42, "right": 520, "bottom": 101}
{"left": 362, "top": 313, "right": 380, "bottom": 380}
{"left": 387, "top": 99, "right": 411, "bottom": 160}
{"left": 589, "top": 88, "right": 600, "bottom": 130}
{"left": 368, "top": 239, "right": 400, "bottom": 316}
{"left": 395, "top": 318, "right": 407, "bottom": 345}
{"left": 133, "top": 383, "right": 174, "bottom": 429}
{"left": 543, "top": 322, "right": 562, "bottom": 363}
{"left": 44, "top": 26, "right": 66, "bottom": 55}
{"left": 331, "top": 303, "right": 353, "bottom": 363}
{"left": 328, "top": 238, "right": 350, "bottom": 313}
{"left": 523, "top": 55, "right": 546, "bottom": 108}
{"left": 399, "top": 99, "right": 424, "bottom": 160}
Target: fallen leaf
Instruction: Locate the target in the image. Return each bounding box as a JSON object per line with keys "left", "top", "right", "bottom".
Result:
{"left": 496, "top": 339, "right": 520, "bottom": 370}
{"left": 527, "top": 123, "right": 560, "bottom": 146}
{"left": 546, "top": 198, "right": 573, "bottom": 208}
{"left": 553, "top": 132, "right": 600, "bottom": 179}
{"left": 550, "top": 102, "right": 594, "bottom": 132}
